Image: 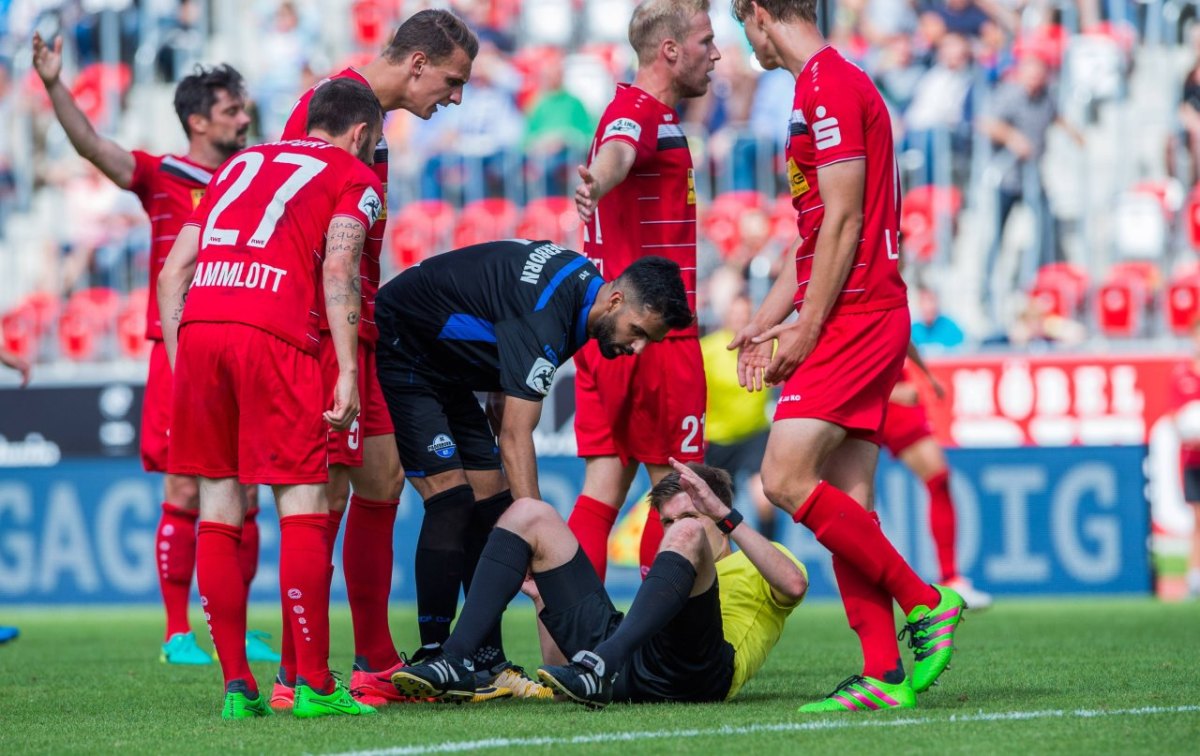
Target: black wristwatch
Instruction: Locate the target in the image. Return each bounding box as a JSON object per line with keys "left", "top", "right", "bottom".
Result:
{"left": 716, "top": 509, "right": 744, "bottom": 535}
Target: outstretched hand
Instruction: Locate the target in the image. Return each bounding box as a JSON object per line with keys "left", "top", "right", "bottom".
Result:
{"left": 575, "top": 164, "right": 598, "bottom": 223}
{"left": 31, "top": 32, "right": 63, "bottom": 88}
{"left": 728, "top": 323, "right": 772, "bottom": 392}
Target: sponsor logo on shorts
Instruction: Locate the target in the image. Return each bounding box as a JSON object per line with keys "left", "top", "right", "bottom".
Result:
{"left": 781, "top": 394, "right": 802, "bottom": 403}
{"left": 525, "top": 358, "right": 557, "bottom": 396}
{"left": 428, "top": 433, "right": 457, "bottom": 459}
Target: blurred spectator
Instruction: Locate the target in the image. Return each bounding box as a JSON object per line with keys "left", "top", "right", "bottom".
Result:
{"left": 993, "top": 294, "right": 1086, "bottom": 349}
{"left": 522, "top": 48, "right": 592, "bottom": 197}
{"left": 414, "top": 38, "right": 523, "bottom": 202}
{"left": 0, "top": 59, "right": 15, "bottom": 236}
{"left": 250, "top": 0, "right": 319, "bottom": 138}
{"left": 903, "top": 32, "right": 974, "bottom": 184}
{"left": 154, "top": 0, "right": 204, "bottom": 82}
{"left": 978, "top": 54, "right": 1083, "bottom": 311}
{"left": 919, "top": 0, "right": 1012, "bottom": 40}
{"left": 874, "top": 33, "right": 927, "bottom": 117}
{"left": 1174, "top": 56, "right": 1200, "bottom": 185}
{"left": 910, "top": 285, "right": 964, "bottom": 350}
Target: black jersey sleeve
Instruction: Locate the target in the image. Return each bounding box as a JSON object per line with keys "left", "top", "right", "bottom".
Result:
{"left": 495, "top": 309, "right": 574, "bottom": 401}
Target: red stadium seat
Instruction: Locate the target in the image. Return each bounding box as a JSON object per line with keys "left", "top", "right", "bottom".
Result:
{"left": 57, "top": 307, "right": 99, "bottom": 361}
{"left": 1167, "top": 270, "right": 1200, "bottom": 335}
{"left": 70, "top": 63, "right": 132, "bottom": 124}
{"left": 1185, "top": 186, "right": 1200, "bottom": 251}
{"left": 702, "top": 191, "right": 765, "bottom": 259}
{"left": 350, "top": 0, "right": 392, "bottom": 50}
{"left": 516, "top": 196, "right": 581, "bottom": 248}
{"left": 1096, "top": 278, "right": 1146, "bottom": 337}
{"left": 1030, "top": 263, "right": 1089, "bottom": 318}
{"left": 117, "top": 289, "right": 151, "bottom": 359}
{"left": 769, "top": 194, "right": 797, "bottom": 244}
{"left": 901, "top": 185, "right": 962, "bottom": 262}
{"left": 67, "top": 287, "right": 121, "bottom": 325}
{"left": 2, "top": 307, "right": 37, "bottom": 361}
{"left": 1012, "top": 24, "right": 1067, "bottom": 69}
{"left": 16, "top": 291, "right": 60, "bottom": 336}
{"left": 453, "top": 198, "right": 519, "bottom": 249}
{"left": 389, "top": 199, "right": 456, "bottom": 270}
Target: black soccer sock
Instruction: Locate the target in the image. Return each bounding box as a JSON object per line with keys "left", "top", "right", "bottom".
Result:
{"left": 443, "top": 527, "right": 531, "bottom": 662}
{"left": 415, "top": 485, "right": 474, "bottom": 646}
{"left": 463, "top": 490, "right": 514, "bottom": 670}
{"left": 592, "top": 551, "right": 696, "bottom": 674}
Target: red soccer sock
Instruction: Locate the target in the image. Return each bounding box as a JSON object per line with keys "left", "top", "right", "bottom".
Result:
{"left": 238, "top": 507, "right": 260, "bottom": 591}
{"left": 926, "top": 471, "right": 959, "bottom": 583}
{"left": 567, "top": 495, "right": 619, "bottom": 582}
{"left": 833, "top": 511, "right": 905, "bottom": 681}
{"left": 639, "top": 506, "right": 664, "bottom": 579}
{"left": 343, "top": 494, "right": 402, "bottom": 670}
{"left": 197, "top": 521, "right": 255, "bottom": 694}
{"left": 326, "top": 508, "right": 345, "bottom": 573}
{"left": 280, "top": 514, "right": 334, "bottom": 693}
{"left": 794, "top": 481, "right": 939, "bottom": 614}
{"left": 156, "top": 502, "right": 199, "bottom": 640}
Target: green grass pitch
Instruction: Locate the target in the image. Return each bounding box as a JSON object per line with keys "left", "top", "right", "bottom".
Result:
{"left": 3, "top": 599, "right": 1199, "bottom": 754}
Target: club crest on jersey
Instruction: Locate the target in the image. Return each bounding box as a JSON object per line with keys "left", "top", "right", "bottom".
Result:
{"left": 687, "top": 168, "right": 696, "bottom": 205}
{"left": 427, "top": 433, "right": 457, "bottom": 459}
{"left": 358, "top": 187, "right": 382, "bottom": 226}
{"left": 525, "top": 357, "right": 557, "bottom": 396}
{"left": 603, "top": 118, "right": 642, "bottom": 142}
{"left": 190, "top": 188, "right": 205, "bottom": 209}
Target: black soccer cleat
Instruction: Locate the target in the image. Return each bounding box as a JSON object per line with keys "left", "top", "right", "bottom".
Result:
{"left": 391, "top": 652, "right": 476, "bottom": 704}
{"left": 536, "top": 650, "right": 613, "bottom": 710}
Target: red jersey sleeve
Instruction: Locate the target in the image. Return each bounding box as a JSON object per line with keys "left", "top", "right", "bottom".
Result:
{"left": 799, "top": 83, "right": 868, "bottom": 168}
{"left": 331, "top": 166, "right": 385, "bottom": 231}
{"left": 595, "top": 100, "right": 655, "bottom": 157}
{"left": 128, "top": 150, "right": 160, "bottom": 205}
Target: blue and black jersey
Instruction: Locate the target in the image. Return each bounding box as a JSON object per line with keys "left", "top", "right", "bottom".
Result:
{"left": 374, "top": 239, "right": 603, "bottom": 401}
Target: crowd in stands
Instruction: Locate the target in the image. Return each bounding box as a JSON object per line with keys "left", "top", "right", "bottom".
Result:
{"left": 2, "top": 0, "right": 1199, "bottom": 367}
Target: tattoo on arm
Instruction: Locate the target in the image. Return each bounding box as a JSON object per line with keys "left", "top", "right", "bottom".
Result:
{"left": 325, "top": 218, "right": 367, "bottom": 307}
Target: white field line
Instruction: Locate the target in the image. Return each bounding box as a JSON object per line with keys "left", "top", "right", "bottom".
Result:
{"left": 322, "top": 704, "right": 1200, "bottom": 756}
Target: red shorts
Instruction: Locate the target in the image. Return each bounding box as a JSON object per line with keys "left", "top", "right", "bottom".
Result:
{"left": 168, "top": 322, "right": 327, "bottom": 485}
{"left": 574, "top": 337, "right": 706, "bottom": 465}
{"left": 140, "top": 339, "right": 172, "bottom": 473}
{"left": 320, "top": 338, "right": 394, "bottom": 467}
{"left": 773, "top": 307, "right": 909, "bottom": 445}
{"left": 880, "top": 400, "right": 933, "bottom": 457}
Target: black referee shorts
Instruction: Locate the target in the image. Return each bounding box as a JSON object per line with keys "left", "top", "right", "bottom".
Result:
{"left": 535, "top": 549, "right": 735, "bottom": 703}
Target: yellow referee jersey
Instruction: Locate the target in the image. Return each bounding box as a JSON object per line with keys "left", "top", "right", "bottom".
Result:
{"left": 718, "top": 542, "right": 806, "bottom": 699}
{"left": 700, "top": 328, "right": 770, "bottom": 445}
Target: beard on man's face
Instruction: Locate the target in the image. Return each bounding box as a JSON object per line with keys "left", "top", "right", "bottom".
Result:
{"left": 594, "top": 314, "right": 632, "bottom": 359}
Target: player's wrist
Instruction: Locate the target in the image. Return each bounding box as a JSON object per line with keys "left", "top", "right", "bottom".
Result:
{"left": 715, "top": 508, "right": 743, "bottom": 535}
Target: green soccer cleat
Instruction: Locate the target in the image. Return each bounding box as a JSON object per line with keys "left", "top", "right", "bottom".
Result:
{"left": 221, "top": 682, "right": 272, "bottom": 720}
{"left": 293, "top": 679, "right": 377, "bottom": 718}
{"left": 798, "top": 675, "right": 916, "bottom": 713}
{"left": 900, "top": 584, "right": 966, "bottom": 693}
{"left": 160, "top": 632, "right": 213, "bottom": 665}
{"left": 245, "top": 630, "right": 281, "bottom": 663}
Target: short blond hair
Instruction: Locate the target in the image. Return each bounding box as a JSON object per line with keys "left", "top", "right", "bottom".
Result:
{"left": 629, "top": 0, "right": 711, "bottom": 64}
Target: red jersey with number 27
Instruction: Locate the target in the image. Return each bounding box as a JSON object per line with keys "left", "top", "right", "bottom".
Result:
{"left": 181, "top": 139, "right": 383, "bottom": 355}
{"left": 584, "top": 84, "right": 697, "bottom": 338}
{"left": 128, "top": 152, "right": 214, "bottom": 341}
{"left": 787, "top": 46, "right": 905, "bottom": 316}
{"left": 283, "top": 68, "right": 387, "bottom": 346}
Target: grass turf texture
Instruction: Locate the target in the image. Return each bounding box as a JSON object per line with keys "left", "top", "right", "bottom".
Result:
{"left": 3, "top": 599, "right": 1199, "bottom": 754}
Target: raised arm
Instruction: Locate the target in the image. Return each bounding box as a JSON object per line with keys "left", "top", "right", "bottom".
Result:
{"left": 575, "top": 140, "right": 637, "bottom": 223}
{"left": 158, "top": 225, "right": 201, "bottom": 369}
{"left": 33, "top": 32, "right": 136, "bottom": 189}
{"left": 322, "top": 217, "right": 365, "bottom": 431}
{"left": 668, "top": 458, "right": 808, "bottom": 604}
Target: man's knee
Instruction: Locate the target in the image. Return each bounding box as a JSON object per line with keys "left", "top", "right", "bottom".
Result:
{"left": 659, "top": 517, "right": 708, "bottom": 569}
{"left": 760, "top": 468, "right": 818, "bottom": 513}
{"left": 164, "top": 474, "right": 199, "bottom": 510}
{"left": 496, "top": 497, "right": 559, "bottom": 537}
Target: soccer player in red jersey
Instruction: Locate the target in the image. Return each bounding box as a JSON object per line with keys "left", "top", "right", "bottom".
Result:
{"left": 1170, "top": 318, "right": 1200, "bottom": 599}
{"left": 30, "top": 33, "right": 278, "bottom": 666}
{"left": 730, "top": 0, "right": 965, "bottom": 711}
{"left": 275, "top": 9, "right": 478, "bottom": 706}
{"left": 882, "top": 348, "right": 992, "bottom": 609}
{"left": 569, "top": 0, "right": 720, "bottom": 582}
{"left": 157, "top": 78, "right": 385, "bottom": 719}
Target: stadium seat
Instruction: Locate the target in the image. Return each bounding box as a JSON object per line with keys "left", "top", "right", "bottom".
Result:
{"left": 1185, "top": 187, "right": 1200, "bottom": 251}
{"left": 516, "top": 196, "right": 581, "bottom": 248}
{"left": 1012, "top": 24, "right": 1067, "bottom": 69}
{"left": 1, "top": 307, "right": 37, "bottom": 361}
{"left": 389, "top": 199, "right": 456, "bottom": 271}
{"left": 1096, "top": 278, "right": 1146, "bottom": 338}
{"left": 351, "top": 0, "right": 392, "bottom": 50}
{"left": 1167, "top": 269, "right": 1200, "bottom": 335}
{"left": 770, "top": 194, "right": 797, "bottom": 245}
{"left": 1030, "top": 263, "right": 1089, "bottom": 319}
{"left": 70, "top": 63, "right": 132, "bottom": 125}
{"left": 901, "top": 185, "right": 962, "bottom": 262}
{"left": 452, "top": 198, "right": 519, "bottom": 249}
{"left": 702, "top": 191, "right": 765, "bottom": 258}
{"left": 67, "top": 287, "right": 121, "bottom": 326}
{"left": 16, "top": 291, "right": 60, "bottom": 337}
{"left": 57, "top": 307, "right": 99, "bottom": 361}
{"left": 116, "top": 289, "right": 151, "bottom": 359}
